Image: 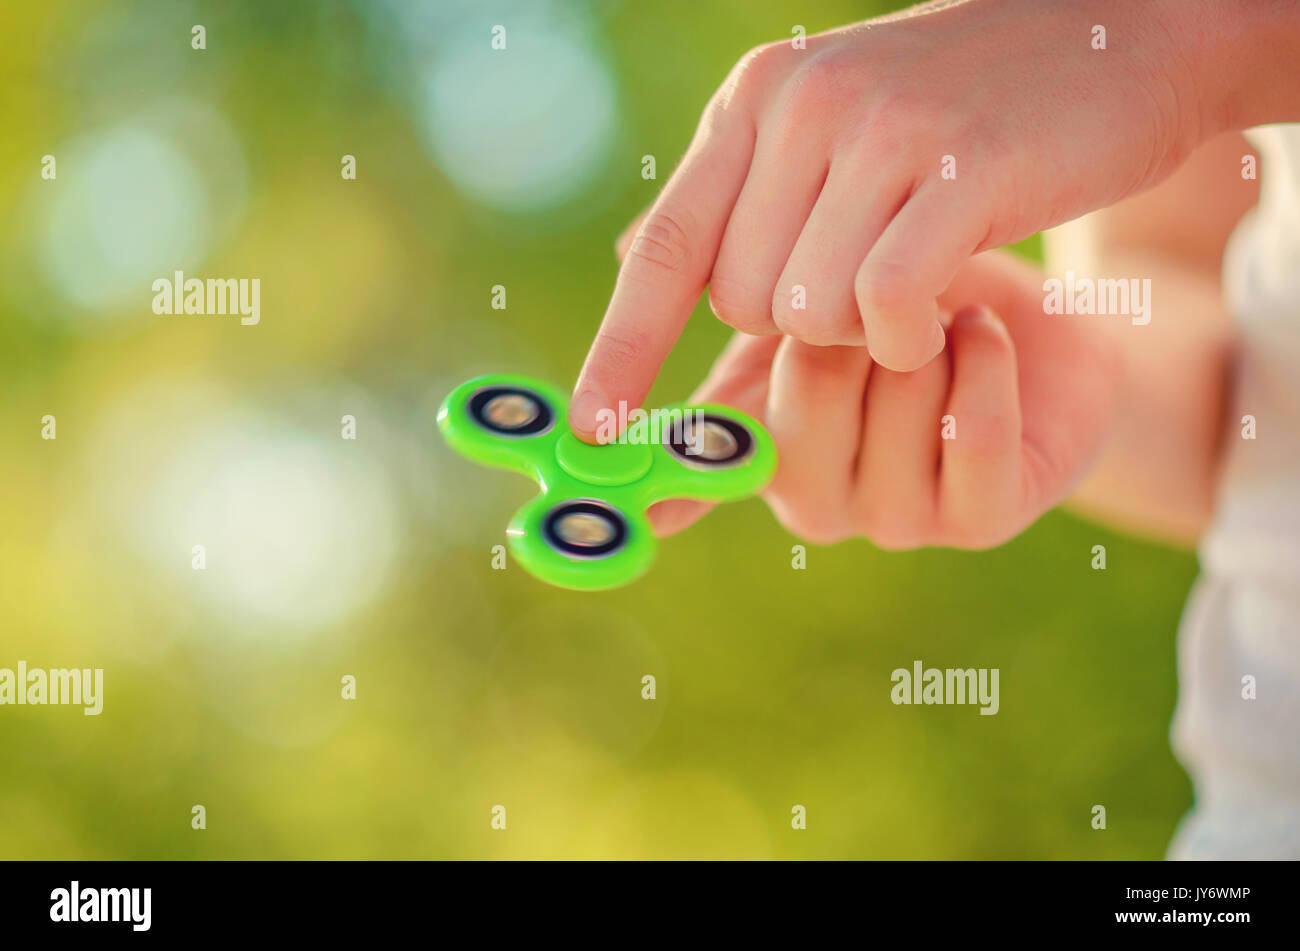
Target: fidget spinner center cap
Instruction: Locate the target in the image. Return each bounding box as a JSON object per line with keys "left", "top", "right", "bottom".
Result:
{"left": 554, "top": 431, "right": 652, "bottom": 486}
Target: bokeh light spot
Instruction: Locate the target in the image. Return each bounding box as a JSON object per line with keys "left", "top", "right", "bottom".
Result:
{"left": 421, "top": 19, "right": 617, "bottom": 212}
{"left": 44, "top": 128, "right": 209, "bottom": 310}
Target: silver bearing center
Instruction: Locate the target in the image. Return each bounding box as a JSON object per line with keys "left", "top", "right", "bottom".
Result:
{"left": 687, "top": 419, "right": 739, "bottom": 460}
{"left": 552, "top": 511, "right": 618, "bottom": 547}
{"left": 483, "top": 393, "right": 540, "bottom": 430}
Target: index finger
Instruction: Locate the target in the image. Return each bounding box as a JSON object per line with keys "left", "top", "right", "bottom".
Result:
{"left": 570, "top": 112, "right": 755, "bottom": 442}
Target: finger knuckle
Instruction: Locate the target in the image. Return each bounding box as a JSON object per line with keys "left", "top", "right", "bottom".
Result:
{"left": 783, "top": 54, "right": 849, "bottom": 112}
{"left": 771, "top": 284, "right": 858, "bottom": 345}
{"left": 869, "top": 87, "right": 924, "bottom": 134}
{"left": 772, "top": 498, "right": 849, "bottom": 546}
{"left": 807, "top": 527, "right": 850, "bottom": 547}
{"left": 772, "top": 309, "right": 851, "bottom": 347}
{"left": 738, "top": 41, "right": 792, "bottom": 83}
{"left": 625, "top": 210, "right": 696, "bottom": 277}
{"left": 936, "top": 477, "right": 1024, "bottom": 551}
{"left": 943, "top": 517, "right": 1018, "bottom": 552}
{"left": 795, "top": 517, "right": 851, "bottom": 547}
{"left": 858, "top": 499, "right": 930, "bottom": 551}
{"left": 589, "top": 327, "right": 652, "bottom": 378}
{"left": 855, "top": 259, "right": 921, "bottom": 320}
{"left": 869, "top": 526, "right": 926, "bottom": 552}
{"left": 708, "top": 274, "right": 774, "bottom": 333}
{"left": 829, "top": 83, "right": 920, "bottom": 155}
{"left": 770, "top": 297, "right": 804, "bottom": 337}
{"left": 798, "top": 328, "right": 855, "bottom": 347}
{"left": 719, "top": 42, "right": 788, "bottom": 111}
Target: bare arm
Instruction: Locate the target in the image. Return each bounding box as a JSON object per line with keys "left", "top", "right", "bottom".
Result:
{"left": 1047, "top": 131, "right": 1260, "bottom": 546}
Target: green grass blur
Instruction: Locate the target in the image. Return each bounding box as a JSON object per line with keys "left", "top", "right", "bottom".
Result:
{"left": 0, "top": 0, "right": 1194, "bottom": 859}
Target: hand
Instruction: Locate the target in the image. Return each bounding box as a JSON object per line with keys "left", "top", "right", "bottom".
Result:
{"left": 649, "top": 251, "right": 1122, "bottom": 549}
{"left": 571, "top": 0, "right": 1205, "bottom": 441}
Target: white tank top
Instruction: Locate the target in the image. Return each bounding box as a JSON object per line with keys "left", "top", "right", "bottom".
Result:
{"left": 1169, "top": 124, "right": 1300, "bottom": 859}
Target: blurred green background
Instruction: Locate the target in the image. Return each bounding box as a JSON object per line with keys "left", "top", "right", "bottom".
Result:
{"left": 0, "top": 0, "right": 1196, "bottom": 859}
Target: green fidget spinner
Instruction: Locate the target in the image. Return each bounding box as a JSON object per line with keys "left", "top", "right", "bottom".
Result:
{"left": 437, "top": 374, "right": 776, "bottom": 590}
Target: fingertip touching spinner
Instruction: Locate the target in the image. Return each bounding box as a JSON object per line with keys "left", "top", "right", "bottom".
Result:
{"left": 437, "top": 374, "right": 776, "bottom": 590}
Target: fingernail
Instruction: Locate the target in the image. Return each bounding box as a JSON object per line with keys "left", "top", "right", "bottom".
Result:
{"left": 570, "top": 389, "right": 608, "bottom": 439}
{"left": 924, "top": 320, "right": 946, "bottom": 363}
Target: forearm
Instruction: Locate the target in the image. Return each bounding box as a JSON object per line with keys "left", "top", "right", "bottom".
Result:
{"left": 1044, "top": 127, "right": 1257, "bottom": 546}
{"left": 1059, "top": 248, "right": 1234, "bottom": 546}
